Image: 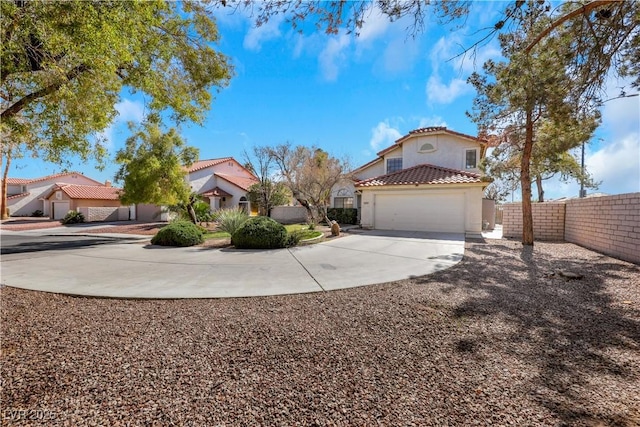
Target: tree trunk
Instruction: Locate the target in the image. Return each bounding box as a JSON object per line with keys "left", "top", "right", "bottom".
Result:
{"left": 187, "top": 204, "right": 198, "bottom": 224}
{"left": 535, "top": 175, "right": 544, "bottom": 202}
{"left": 521, "top": 108, "right": 535, "bottom": 246}
{"left": 296, "top": 198, "right": 315, "bottom": 224}
{"left": 1, "top": 150, "right": 12, "bottom": 220}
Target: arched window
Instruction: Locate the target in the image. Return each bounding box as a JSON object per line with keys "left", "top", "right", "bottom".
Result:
{"left": 239, "top": 196, "right": 249, "bottom": 213}
{"left": 419, "top": 142, "right": 436, "bottom": 153}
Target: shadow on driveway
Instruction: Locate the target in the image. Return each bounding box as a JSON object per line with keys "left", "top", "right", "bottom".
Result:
{"left": 1, "top": 236, "right": 128, "bottom": 255}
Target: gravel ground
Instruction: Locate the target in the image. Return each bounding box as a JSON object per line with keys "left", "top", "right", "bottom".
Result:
{"left": 1, "top": 239, "right": 639, "bottom": 426}
{"left": 0, "top": 219, "right": 64, "bottom": 232}
{"left": 83, "top": 222, "right": 167, "bottom": 236}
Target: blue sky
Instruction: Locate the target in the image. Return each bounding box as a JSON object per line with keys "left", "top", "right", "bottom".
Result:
{"left": 8, "top": 2, "right": 639, "bottom": 200}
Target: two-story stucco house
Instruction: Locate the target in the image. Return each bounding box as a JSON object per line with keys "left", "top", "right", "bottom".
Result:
{"left": 4, "top": 172, "right": 108, "bottom": 217}
{"left": 188, "top": 157, "right": 259, "bottom": 213}
{"left": 332, "top": 127, "right": 489, "bottom": 235}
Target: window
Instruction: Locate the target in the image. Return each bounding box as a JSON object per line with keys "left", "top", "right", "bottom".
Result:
{"left": 239, "top": 196, "right": 249, "bottom": 213}
{"left": 386, "top": 158, "right": 403, "bottom": 174}
{"left": 465, "top": 149, "right": 477, "bottom": 169}
{"left": 419, "top": 142, "right": 436, "bottom": 153}
{"left": 334, "top": 197, "right": 354, "bottom": 209}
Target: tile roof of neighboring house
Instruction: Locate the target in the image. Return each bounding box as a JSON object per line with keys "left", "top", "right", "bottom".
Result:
{"left": 215, "top": 173, "right": 259, "bottom": 191}
{"left": 5, "top": 178, "right": 31, "bottom": 185}
{"left": 201, "top": 187, "right": 232, "bottom": 198}
{"left": 52, "top": 184, "right": 121, "bottom": 200}
{"left": 187, "top": 158, "right": 233, "bottom": 173}
{"left": 7, "top": 192, "right": 30, "bottom": 200}
{"left": 356, "top": 164, "right": 483, "bottom": 187}
{"left": 4, "top": 172, "right": 102, "bottom": 186}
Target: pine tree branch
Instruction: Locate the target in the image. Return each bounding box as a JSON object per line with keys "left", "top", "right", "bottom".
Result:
{"left": 525, "top": 0, "right": 618, "bottom": 53}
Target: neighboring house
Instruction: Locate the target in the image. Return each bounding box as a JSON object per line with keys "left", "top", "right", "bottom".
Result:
{"left": 4, "top": 172, "right": 106, "bottom": 217}
{"left": 44, "top": 182, "right": 128, "bottom": 221}
{"left": 133, "top": 157, "right": 259, "bottom": 222}
{"left": 332, "top": 126, "right": 489, "bottom": 235}
{"left": 188, "top": 157, "right": 259, "bottom": 213}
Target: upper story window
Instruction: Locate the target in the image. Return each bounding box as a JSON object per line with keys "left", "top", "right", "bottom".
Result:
{"left": 465, "top": 149, "right": 478, "bottom": 169}
{"left": 386, "top": 157, "right": 403, "bottom": 174}
{"left": 419, "top": 142, "right": 436, "bottom": 153}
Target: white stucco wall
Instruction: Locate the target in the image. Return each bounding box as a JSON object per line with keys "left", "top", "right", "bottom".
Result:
{"left": 188, "top": 160, "right": 255, "bottom": 194}
{"left": 400, "top": 134, "right": 482, "bottom": 173}
{"left": 358, "top": 185, "right": 483, "bottom": 234}
{"left": 354, "top": 134, "right": 483, "bottom": 180}
{"left": 8, "top": 174, "right": 102, "bottom": 217}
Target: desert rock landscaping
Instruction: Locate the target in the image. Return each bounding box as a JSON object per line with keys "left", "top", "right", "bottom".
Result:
{"left": 1, "top": 240, "right": 638, "bottom": 425}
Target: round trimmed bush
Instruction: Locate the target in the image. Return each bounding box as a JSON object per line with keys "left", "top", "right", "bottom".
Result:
{"left": 61, "top": 211, "right": 84, "bottom": 224}
{"left": 151, "top": 221, "right": 205, "bottom": 247}
{"left": 232, "top": 216, "right": 288, "bottom": 249}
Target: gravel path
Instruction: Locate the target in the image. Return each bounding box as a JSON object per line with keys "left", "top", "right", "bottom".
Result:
{"left": 1, "top": 240, "right": 639, "bottom": 426}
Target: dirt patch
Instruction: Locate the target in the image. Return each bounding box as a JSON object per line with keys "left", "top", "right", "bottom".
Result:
{"left": 1, "top": 219, "right": 63, "bottom": 231}
{"left": 87, "top": 222, "right": 166, "bottom": 236}
{"left": 2, "top": 240, "right": 638, "bottom": 425}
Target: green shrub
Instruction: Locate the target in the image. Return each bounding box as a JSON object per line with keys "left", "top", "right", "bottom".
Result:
{"left": 213, "top": 207, "right": 249, "bottom": 238}
{"left": 193, "top": 200, "right": 213, "bottom": 222}
{"left": 327, "top": 208, "right": 358, "bottom": 225}
{"left": 31, "top": 210, "right": 44, "bottom": 217}
{"left": 61, "top": 211, "right": 84, "bottom": 224}
{"left": 151, "top": 221, "right": 205, "bottom": 247}
{"left": 232, "top": 216, "right": 288, "bottom": 249}
{"left": 284, "top": 230, "right": 304, "bottom": 247}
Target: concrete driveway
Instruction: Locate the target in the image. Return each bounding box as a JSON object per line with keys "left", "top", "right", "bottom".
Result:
{"left": 0, "top": 230, "right": 465, "bottom": 298}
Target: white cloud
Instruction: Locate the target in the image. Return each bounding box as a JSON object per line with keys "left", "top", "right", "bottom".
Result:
{"left": 425, "top": 36, "right": 474, "bottom": 104}
{"left": 318, "top": 33, "right": 351, "bottom": 81}
{"left": 369, "top": 121, "right": 402, "bottom": 152}
{"left": 115, "top": 99, "right": 145, "bottom": 123}
{"left": 587, "top": 133, "right": 640, "bottom": 195}
{"left": 243, "top": 16, "right": 284, "bottom": 51}
{"left": 453, "top": 40, "right": 502, "bottom": 74}
{"left": 426, "top": 74, "right": 472, "bottom": 104}
{"left": 97, "top": 99, "right": 145, "bottom": 149}
{"left": 601, "top": 88, "right": 640, "bottom": 138}
{"left": 357, "top": 6, "right": 390, "bottom": 43}
{"left": 417, "top": 116, "right": 448, "bottom": 128}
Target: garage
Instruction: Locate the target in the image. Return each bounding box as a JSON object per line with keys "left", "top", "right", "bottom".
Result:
{"left": 374, "top": 192, "right": 466, "bottom": 233}
{"left": 52, "top": 202, "right": 70, "bottom": 220}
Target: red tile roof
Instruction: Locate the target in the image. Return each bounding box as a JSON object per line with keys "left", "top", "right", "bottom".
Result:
{"left": 215, "top": 173, "right": 258, "bottom": 191}
{"left": 4, "top": 172, "right": 102, "bottom": 186}
{"left": 356, "top": 164, "right": 483, "bottom": 187}
{"left": 400, "top": 126, "right": 487, "bottom": 144}
{"left": 7, "top": 192, "right": 30, "bottom": 200}
{"left": 6, "top": 178, "right": 30, "bottom": 185}
{"left": 53, "top": 184, "right": 121, "bottom": 200}
{"left": 201, "top": 187, "right": 232, "bottom": 198}
{"left": 187, "top": 158, "right": 233, "bottom": 173}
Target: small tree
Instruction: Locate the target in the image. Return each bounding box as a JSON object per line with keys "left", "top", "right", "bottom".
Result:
{"left": 268, "top": 143, "right": 349, "bottom": 225}
{"left": 115, "top": 118, "right": 199, "bottom": 223}
{"left": 243, "top": 146, "right": 291, "bottom": 216}
{"left": 247, "top": 181, "right": 290, "bottom": 216}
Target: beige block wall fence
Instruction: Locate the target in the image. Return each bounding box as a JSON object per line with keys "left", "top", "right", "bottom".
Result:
{"left": 78, "top": 206, "right": 130, "bottom": 222}
{"left": 502, "top": 193, "right": 640, "bottom": 264}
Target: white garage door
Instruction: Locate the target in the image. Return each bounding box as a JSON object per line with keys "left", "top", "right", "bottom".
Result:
{"left": 52, "top": 202, "right": 70, "bottom": 220}
{"left": 374, "top": 192, "right": 465, "bottom": 232}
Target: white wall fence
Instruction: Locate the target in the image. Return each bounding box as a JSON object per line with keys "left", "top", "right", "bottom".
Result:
{"left": 270, "top": 206, "right": 308, "bottom": 224}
